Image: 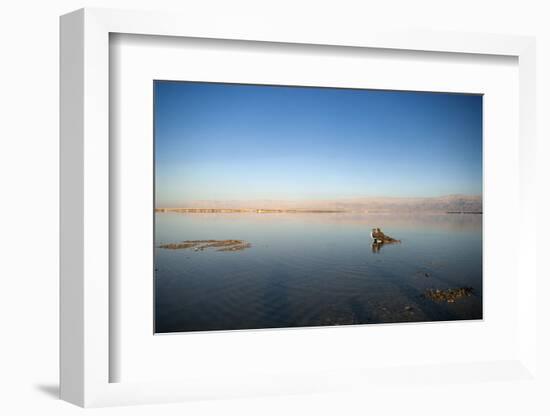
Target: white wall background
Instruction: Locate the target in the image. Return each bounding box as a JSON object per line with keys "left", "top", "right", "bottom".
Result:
{"left": 0, "top": 0, "right": 548, "bottom": 415}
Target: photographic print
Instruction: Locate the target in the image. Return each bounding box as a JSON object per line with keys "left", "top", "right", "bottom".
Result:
{"left": 154, "top": 81, "right": 482, "bottom": 333}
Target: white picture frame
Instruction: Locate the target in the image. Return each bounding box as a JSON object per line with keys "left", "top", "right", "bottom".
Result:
{"left": 60, "top": 7, "right": 537, "bottom": 407}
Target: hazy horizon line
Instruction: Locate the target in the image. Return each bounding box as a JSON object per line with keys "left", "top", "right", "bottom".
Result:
{"left": 157, "top": 193, "right": 481, "bottom": 205}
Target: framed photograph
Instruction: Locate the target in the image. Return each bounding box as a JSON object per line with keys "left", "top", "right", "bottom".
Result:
{"left": 60, "top": 8, "right": 538, "bottom": 407}
{"left": 152, "top": 81, "right": 483, "bottom": 333}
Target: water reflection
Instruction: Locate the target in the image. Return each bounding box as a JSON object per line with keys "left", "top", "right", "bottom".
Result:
{"left": 371, "top": 241, "right": 396, "bottom": 253}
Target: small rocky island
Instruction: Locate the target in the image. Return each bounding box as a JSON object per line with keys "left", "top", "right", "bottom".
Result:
{"left": 158, "top": 239, "right": 252, "bottom": 252}
{"left": 370, "top": 228, "right": 401, "bottom": 244}
{"left": 370, "top": 228, "right": 401, "bottom": 253}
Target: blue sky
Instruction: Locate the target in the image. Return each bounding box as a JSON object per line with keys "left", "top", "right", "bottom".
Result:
{"left": 154, "top": 81, "right": 482, "bottom": 206}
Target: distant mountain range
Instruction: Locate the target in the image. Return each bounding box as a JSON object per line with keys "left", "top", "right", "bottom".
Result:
{"left": 160, "top": 194, "right": 482, "bottom": 213}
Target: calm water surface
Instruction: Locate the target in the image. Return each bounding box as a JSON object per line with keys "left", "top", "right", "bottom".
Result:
{"left": 154, "top": 212, "right": 482, "bottom": 333}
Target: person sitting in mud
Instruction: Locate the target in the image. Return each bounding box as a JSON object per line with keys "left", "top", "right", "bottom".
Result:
{"left": 370, "top": 228, "right": 400, "bottom": 244}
